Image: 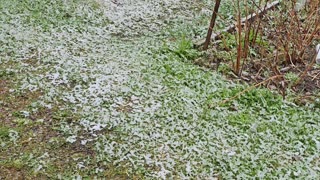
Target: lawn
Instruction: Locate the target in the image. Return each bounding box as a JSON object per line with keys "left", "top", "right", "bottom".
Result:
{"left": 1, "top": 0, "right": 320, "bottom": 179}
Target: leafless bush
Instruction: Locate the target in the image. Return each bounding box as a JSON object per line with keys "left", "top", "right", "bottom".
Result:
{"left": 209, "top": 0, "right": 319, "bottom": 97}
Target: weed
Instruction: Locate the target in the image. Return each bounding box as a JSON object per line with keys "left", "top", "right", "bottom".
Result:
{"left": 0, "top": 126, "right": 10, "bottom": 139}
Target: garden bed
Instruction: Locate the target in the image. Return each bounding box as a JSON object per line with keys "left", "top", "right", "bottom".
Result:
{"left": 194, "top": 0, "right": 320, "bottom": 102}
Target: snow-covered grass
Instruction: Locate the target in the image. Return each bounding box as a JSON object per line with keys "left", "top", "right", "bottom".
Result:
{"left": 1, "top": 0, "right": 320, "bottom": 179}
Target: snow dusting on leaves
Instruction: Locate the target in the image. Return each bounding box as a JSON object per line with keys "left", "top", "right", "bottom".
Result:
{"left": 1, "top": 0, "right": 320, "bottom": 179}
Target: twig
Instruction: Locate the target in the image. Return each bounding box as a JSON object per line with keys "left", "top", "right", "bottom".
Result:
{"left": 293, "top": 49, "right": 319, "bottom": 87}
{"left": 213, "top": 74, "right": 283, "bottom": 106}
{"left": 311, "top": 71, "right": 320, "bottom": 81}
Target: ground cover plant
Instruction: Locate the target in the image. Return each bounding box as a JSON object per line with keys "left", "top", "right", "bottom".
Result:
{"left": 1, "top": 0, "right": 320, "bottom": 179}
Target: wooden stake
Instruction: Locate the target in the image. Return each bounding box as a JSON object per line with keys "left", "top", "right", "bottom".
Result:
{"left": 203, "top": 0, "right": 221, "bottom": 50}
{"left": 196, "top": 1, "right": 280, "bottom": 48}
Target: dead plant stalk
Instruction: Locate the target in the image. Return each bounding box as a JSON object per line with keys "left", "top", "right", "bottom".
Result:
{"left": 216, "top": 74, "right": 284, "bottom": 106}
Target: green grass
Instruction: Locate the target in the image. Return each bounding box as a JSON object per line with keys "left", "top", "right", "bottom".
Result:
{"left": 1, "top": 0, "right": 320, "bottom": 179}
{"left": 0, "top": 0, "right": 109, "bottom": 30}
